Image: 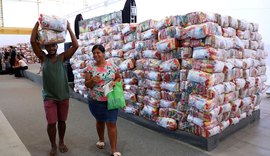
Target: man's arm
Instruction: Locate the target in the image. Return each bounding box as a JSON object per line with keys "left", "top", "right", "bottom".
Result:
{"left": 30, "top": 22, "right": 45, "bottom": 62}
{"left": 61, "top": 21, "right": 79, "bottom": 61}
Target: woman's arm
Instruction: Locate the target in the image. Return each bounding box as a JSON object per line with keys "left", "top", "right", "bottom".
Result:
{"left": 85, "top": 72, "right": 101, "bottom": 89}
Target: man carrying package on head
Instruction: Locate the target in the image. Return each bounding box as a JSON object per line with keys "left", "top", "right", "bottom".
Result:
{"left": 30, "top": 14, "right": 78, "bottom": 156}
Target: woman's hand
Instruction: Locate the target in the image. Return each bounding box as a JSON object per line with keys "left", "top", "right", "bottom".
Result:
{"left": 92, "top": 75, "right": 101, "bottom": 83}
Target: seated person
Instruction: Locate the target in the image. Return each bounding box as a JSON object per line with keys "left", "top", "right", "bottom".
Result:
{"left": 13, "top": 54, "right": 28, "bottom": 78}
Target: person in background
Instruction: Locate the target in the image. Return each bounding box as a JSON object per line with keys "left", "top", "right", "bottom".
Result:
{"left": 13, "top": 54, "right": 28, "bottom": 78}
{"left": 85, "top": 44, "right": 122, "bottom": 156}
{"left": 0, "top": 48, "right": 3, "bottom": 72}
{"left": 9, "top": 46, "right": 17, "bottom": 75}
{"left": 30, "top": 21, "right": 78, "bottom": 156}
{"left": 4, "top": 48, "right": 10, "bottom": 74}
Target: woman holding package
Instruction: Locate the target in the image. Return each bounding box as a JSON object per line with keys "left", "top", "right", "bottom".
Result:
{"left": 85, "top": 44, "right": 122, "bottom": 156}
{"left": 30, "top": 20, "right": 78, "bottom": 156}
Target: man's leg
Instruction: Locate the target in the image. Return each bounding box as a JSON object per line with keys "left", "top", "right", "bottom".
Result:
{"left": 44, "top": 100, "right": 58, "bottom": 156}
{"left": 47, "top": 123, "right": 57, "bottom": 156}
{"left": 57, "top": 99, "right": 69, "bottom": 153}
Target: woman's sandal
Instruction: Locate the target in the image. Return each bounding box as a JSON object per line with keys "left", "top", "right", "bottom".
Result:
{"left": 111, "top": 152, "right": 121, "bottom": 156}
{"left": 96, "top": 141, "right": 105, "bottom": 149}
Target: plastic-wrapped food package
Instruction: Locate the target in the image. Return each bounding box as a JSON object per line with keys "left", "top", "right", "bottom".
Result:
{"left": 190, "top": 106, "right": 222, "bottom": 122}
{"left": 249, "top": 41, "right": 259, "bottom": 50}
{"left": 160, "top": 49, "right": 182, "bottom": 61}
{"left": 243, "top": 49, "right": 256, "bottom": 59}
{"left": 123, "top": 33, "right": 136, "bottom": 43}
{"left": 216, "top": 14, "right": 229, "bottom": 27}
{"left": 106, "top": 57, "right": 123, "bottom": 66}
{"left": 222, "top": 27, "right": 236, "bottom": 38}
{"left": 161, "top": 91, "right": 182, "bottom": 102}
{"left": 257, "top": 40, "right": 264, "bottom": 50}
{"left": 119, "top": 59, "right": 135, "bottom": 72}
{"left": 224, "top": 91, "right": 238, "bottom": 103}
{"left": 234, "top": 78, "right": 246, "bottom": 90}
{"left": 185, "top": 12, "right": 216, "bottom": 26}
{"left": 145, "top": 71, "right": 161, "bottom": 81}
{"left": 113, "top": 33, "right": 123, "bottom": 41}
{"left": 160, "top": 82, "right": 180, "bottom": 92}
{"left": 111, "top": 49, "right": 123, "bottom": 58}
{"left": 158, "top": 26, "right": 176, "bottom": 41}
{"left": 228, "top": 16, "right": 238, "bottom": 29}
{"left": 140, "top": 105, "right": 159, "bottom": 121}
{"left": 39, "top": 14, "right": 67, "bottom": 31}
{"left": 159, "top": 100, "right": 178, "bottom": 109}
{"left": 123, "top": 106, "right": 139, "bottom": 115}
{"left": 187, "top": 70, "right": 225, "bottom": 87}
{"left": 250, "top": 23, "right": 259, "bottom": 32}
{"left": 38, "top": 29, "right": 66, "bottom": 45}
{"left": 193, "top": 47, "right": 226, "bottom": 61}
{"left": 223, "top": 82, "right": 236, "bottom": 93}
{"left": 124, "top": 49, "right": 139, "bottom": 60}
{"left": 156, "top": 117, "right": 177, "bottom": 130}
{"left": 243, "top": 58, "right": 254, "bottom": 69}
{"left": 155, "top": 17, "right": 173, "bottom": 30}
{"left": 142, "top": 50, "right": 160, "bottom": 59}
{"left": 250, "top": 32, "right": 262, "bottom": 41}
{"left": 249, "top": 67, "right": 258, "bottom": 77}
{"left": 124, "top": 91, "right": 137, "bottom": 102}
{"left": 145, "top": 79, "right": 161, "bottom": 91}
{"left": 146, "top": 89, "right": 161, "bottom": 99}
{"left": 181, "top": 58, "right": 193, "bottom": 69}
{"left": 188, "top": 82, "right": 225, "bottom": 99}
{"left": 156, "top": 38, "right": 179, "bottom": 53}
{"left": 122, "top": 23, "right": 137, "bottom": 36}
{"left": 178, "top": 22, "right": 222, "bottom": 40}
{"left": 135, "top": 39, "right": 157, "bottom": 51}
{"left": 124, "top": 85, "right": 138, "bottom": 93}
{"left": 135, "top": 59, "right": 146, "bottom": 70}
{"left": 179, "top": 47, "right": 193, "bottom": 58}
{"left": 159, "top": 59, "right": 180, "bottom": 72}
{"left": 238, "top": 19, "right": 249, "bottom": 31}
{"left": 122, "top": 41, "right": 135, "bottom": 52}
{"left": 253, "top": 59, "right": 260, "bottom": 67}
{"left": 192, "top": 60, "right": 225, "bottom": 73}
{"left": 205, "top": 35, "right": 227, "bottom": 49}
{"left": 233, "top": 36, "right": 244, "bottom": 50}
{"left": 141, "top": 29, "right": 158, "bottom": 40}
{"left": 145, "top": 59, "right": 162, "bottom": 71}
{"left": 187, "top": 114, "right": 219, "bottom": 129}
{"left": 112, "top": 41, "right": 124, "bottom": 50}
{"left": 123, "top": 78, "right": 138, "bottom": 85}
{"left": 143, "top": 95, "right": 160, "bottom": 108}
{"left": 129, "top": 70, "right": 143, "bottom": 79}
{"left": 137, "top": 19, "right": 157, "bottom": 32}
{"left": 257, "top": 66, "right": 267, "bottom": 76}
{"left": 171, "top": 15, "right": 187, "bottom": 27}
{"left": 189, "top": 94, "right": 224, "bottom": 112}
{"left": 236, "top": 30, "right": 251, "bottom": 40}
{"left": 161, "top": 71, "right": 180, "bottom": 82}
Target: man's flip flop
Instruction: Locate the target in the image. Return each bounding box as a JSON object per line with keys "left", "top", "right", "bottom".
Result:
{"left": 96, "top": 141, "right": 105, "bottom": 149}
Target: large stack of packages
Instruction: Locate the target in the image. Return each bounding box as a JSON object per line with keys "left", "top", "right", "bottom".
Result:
{"left": 71, "top": 24, "right": 125, "bottom": 98}
{"left": 17, "top": 43, "right": 39, "bottom": 64}
{"left": 180, "top": 12, "right": 267, "bottom": 138}
{"left": 70, "top": 31, "right": 94, "bottom": 98}
{"left": 120, "top": 23, "right": 141, "bottom": 115}
{"left": 70, "top": 11, "right": 267, "bottom": 138}
{"left": 38, "top": 14, "right": 67, "bottom": 45}
{"left": 135, "top": 19, "right": 166, "bottom": 121}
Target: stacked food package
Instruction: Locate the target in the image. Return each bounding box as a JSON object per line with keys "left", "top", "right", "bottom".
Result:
{"left": 38, "top": 14, "right": 67, "bottom": 45}
{"left": 17, "top": 43, "right": 39, "bottom": 64}
{"left": 134, "top": 20, "right": 162, "bottom": 121}
{"left": 70, "top": 11, "right": 268, "bottom": 138}
{"left": 120, "top": 23, "right": 140, "bottom": 115}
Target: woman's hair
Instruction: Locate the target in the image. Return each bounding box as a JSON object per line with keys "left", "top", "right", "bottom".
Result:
{"left": 92, "top": 44, "right": 105, "bottom": 53}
